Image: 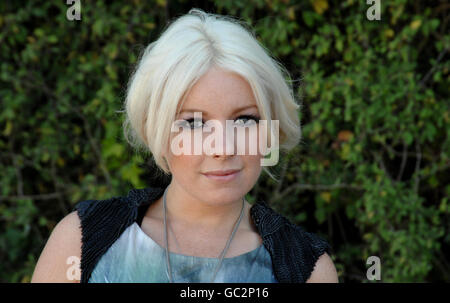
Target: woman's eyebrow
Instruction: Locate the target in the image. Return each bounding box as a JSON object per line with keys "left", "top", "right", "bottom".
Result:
{"left": 179, "top": 104, "right": 258, "bottom": 115}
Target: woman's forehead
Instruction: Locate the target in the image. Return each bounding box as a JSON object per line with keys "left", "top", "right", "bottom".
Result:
{"left": 177, "top": 68, "right": 258, "bottom": 116}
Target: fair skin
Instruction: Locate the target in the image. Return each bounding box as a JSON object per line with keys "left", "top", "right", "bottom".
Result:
{"left": 306, "top": 253, "right": 339, "bottom": 283}
{"left": 31, "top": 66, "right": 338, "bottom": 283}
{"left": 31, "top": 210, "right": 82, "bottom": 283}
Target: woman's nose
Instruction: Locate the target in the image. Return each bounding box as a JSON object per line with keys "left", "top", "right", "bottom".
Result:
{"left": 206, "top": 119, "right": 236, "bottom": 157}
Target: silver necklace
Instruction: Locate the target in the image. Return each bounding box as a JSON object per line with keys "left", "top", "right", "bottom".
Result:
{"left": 162, "top": 187, "right": 245, "bottom": 283}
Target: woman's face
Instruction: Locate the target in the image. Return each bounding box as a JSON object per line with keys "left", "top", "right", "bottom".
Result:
{"left": 164, "top": 66, "right": 264, "bottom": 205}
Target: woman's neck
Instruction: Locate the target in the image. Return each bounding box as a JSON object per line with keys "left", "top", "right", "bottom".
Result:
{"left": 159, "top": 182, "right": 250, "bottom": 234}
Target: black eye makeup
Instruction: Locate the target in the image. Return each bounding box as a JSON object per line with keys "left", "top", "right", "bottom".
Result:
{"left": 179, "top": 114, "right": 261, "bottom": 129}
{"left": 233, "top": 114, "right": 261, "bottom": 125}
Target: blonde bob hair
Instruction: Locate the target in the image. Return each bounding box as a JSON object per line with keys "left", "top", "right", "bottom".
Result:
{"left": 122, "top": 8, "right": 301, "bottom": 181}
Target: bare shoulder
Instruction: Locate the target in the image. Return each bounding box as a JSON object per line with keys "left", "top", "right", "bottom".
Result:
{"left": 31, "top": 210, "right": 82, "bottom": 283}
{"left": 306, "top": 252, "right": 339, "bottom": 283}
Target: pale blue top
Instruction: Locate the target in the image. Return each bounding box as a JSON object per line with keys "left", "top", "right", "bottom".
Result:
{"left": 88, "top": 222, "right": 278, "bottom": 283}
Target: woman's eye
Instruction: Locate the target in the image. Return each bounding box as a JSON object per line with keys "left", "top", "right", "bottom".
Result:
{"left": 234, "top": 115, "right": 260, "bottom": 126}
{"left": 184, "top": 119, "right": 204, "bottom": 129}
{"left": 182, "top": 115, "right": 260, "bottom": 129}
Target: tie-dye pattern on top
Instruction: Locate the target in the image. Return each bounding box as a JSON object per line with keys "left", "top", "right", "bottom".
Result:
{"left": 88, "top": 222, "right": 278, "bottom": 283}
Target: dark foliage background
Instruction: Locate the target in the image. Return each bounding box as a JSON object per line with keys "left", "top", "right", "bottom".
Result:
{"left": 0, "top": 0, "right": 448, "bottom": 282}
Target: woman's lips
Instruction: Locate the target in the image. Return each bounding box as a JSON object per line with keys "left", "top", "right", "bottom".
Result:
{"left": 202, "top": 170, "right": 241, "bottom": 182}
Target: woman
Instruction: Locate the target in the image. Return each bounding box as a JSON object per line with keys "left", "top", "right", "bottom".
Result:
{"left": 32, "top": 8, "right": 338, "bottom": 283}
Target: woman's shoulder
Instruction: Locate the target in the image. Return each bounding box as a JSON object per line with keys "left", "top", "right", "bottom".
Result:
{"left": 71, "top": 187, "right": 166, "bottom": 282}
{"left": 250, "top": 200, "right": 334, "bottom": 282}
{"left": 251, "top": 200, "right": 332, "bottom": 252}
{"left": 32, "top": 211, "right": 82, "bottom": 282}
{"left": 73, "top": 187, "right": 166, "bottom": 223}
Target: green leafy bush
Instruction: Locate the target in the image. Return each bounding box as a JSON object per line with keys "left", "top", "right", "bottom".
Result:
{"left": 0, "top": 0, "right": 448, "bottom": 282}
